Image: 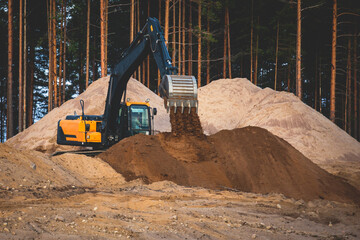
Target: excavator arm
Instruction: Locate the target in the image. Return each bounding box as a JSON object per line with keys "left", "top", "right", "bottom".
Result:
{"left": 102, "top": 17, "right": 198, "bottom": 144}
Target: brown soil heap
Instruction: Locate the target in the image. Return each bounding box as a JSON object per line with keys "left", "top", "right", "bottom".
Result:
{"left": 99, "top": 126, "right": 360, "bottom": 204}
{"left": 170, "top": 107, "right": 203, "bottom": 136}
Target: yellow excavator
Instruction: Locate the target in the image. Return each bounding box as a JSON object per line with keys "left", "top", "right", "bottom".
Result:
{"left": 57, "top": 17, "right": 198, "bottom": 149}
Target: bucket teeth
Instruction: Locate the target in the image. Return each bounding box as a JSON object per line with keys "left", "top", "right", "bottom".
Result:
{"left": 159, "top": 74, "right": 198, "bottom": 114}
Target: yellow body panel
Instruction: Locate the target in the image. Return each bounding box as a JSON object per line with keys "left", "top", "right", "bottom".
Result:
{"left": 59, "top": 119, "right": 102, "bottom": 143}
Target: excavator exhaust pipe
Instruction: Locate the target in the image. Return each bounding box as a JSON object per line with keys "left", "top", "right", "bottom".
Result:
{"left": 159, "top": 75, "right": 198, "bottom": 114}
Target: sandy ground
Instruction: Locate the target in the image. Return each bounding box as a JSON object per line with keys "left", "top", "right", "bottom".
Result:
{"left": 3, "top": 77, "right": 360, "bottom": 239}
{"left": 1, "top": 180, "right": 359, "bottom": 240}
{"left": 1, "top": 141, "right": 359, "bottom": 239}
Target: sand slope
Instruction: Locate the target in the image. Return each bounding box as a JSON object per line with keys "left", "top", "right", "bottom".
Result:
{"left": 6, "top": 77, "right": 360, "bottom": 169}
{"left": 0, "top": 143, "right": 124, "bottom": 189}
{"left": 198, "top": 78, "right": 360, "bottom": 165}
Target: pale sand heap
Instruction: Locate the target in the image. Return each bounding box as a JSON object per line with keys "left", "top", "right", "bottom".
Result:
{"left": 7, "top": 77, "right": 360, "bottom": 167}
{"left": 198, "top": 78, "right": 360, "bottom": 165}
{"left": 6, "top": 77, "right": 170, "bottom": 153}
{"left": 0, "top": 143, "right": 125, "bottom": 189}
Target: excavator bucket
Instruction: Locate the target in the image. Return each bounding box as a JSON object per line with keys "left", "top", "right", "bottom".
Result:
{"left": 159, "top": 75, "right": 198, "bottom": 114}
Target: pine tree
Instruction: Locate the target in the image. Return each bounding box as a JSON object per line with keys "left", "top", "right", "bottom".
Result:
{"left": 188, "top": 0, "right": 193, "bottom": 75}
{"left": 330, "top": 0, "right": 337, "bottom": 122}
{"left": 197, "top": 0, "right": 201, "bottom": 87}
{"left": 353, "top": 27, "right": 358, "bottom": 139}
{"left": 7, "top": 0, "right": 14, "bottom": 138}
{"left": 23, "top": 0, "right": 27, "bottom": 129}
{"left": 19, "top": 0, "right": 23, "bottom": 131}
{"left": 296, "top": 0, "right": 302, "bottom": 99}
{"left": 165, "top": 0, "right": 169, "bottom": 46}
{"left": 101, "top": 0, "right": 107, "bottom": 77}
{"left": 250, "top": 0, "right": 253, "bottom": 83}
{"left": 85, "top": 0, "right": 90, "bottom": 89}
{"left": 275, "top": 20, "right": 279, "bottom": 90}
{"left": 226, "top": 6, "right": 232, "bottom": 79}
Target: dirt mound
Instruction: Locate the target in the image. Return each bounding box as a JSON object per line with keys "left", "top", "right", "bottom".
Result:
{"left": 170, "top": 107, "right": 203, "bottom": 136}
{"left": 198, "top": 78, "right": 360, "bottom": 165}
{"left": 99, "top": 126, "right": 360, "bottom": 204}
{"left": 6, "top": 77, "right": 171, "bottom": 153}
{"left": 0, "top": 143, "right": 124, "bottom": 189}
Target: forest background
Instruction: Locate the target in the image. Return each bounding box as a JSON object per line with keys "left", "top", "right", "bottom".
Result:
{"left": 0, "top": 0, "right": 359, "bottom": 141}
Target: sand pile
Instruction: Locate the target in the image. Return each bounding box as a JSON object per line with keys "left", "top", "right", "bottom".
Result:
{"left": 198, "top": 78, "right": 360, "bottom": 165}
{"left": 0, "top": 143, "right": 124, "bottom": 189}
{"left": 99, "top": 127, "right": 360, "bottom": 204}
{"left": 6, "top": 77, "right": 170, "bottom": 153}
{"left": 7, "top": 76, "right": 360, "bottom": 167}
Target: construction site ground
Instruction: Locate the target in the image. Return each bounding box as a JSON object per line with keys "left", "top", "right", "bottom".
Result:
{"left": 1, "top": 179, "right": 359, "bottom": 239}
{"left": 2, "top": 77, "right": 360, "bottom": 239}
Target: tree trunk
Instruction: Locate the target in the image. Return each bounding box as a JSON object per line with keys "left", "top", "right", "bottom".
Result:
{"left": 62, "top": 0, "right": 67, "bottom": 103}
{"left": 206, "top": 7, "right": 210, "bottom": 84}
{"left": 347, "top": 38, "right": 352, "bottom": 134}
{"left": 47, "top": 0, "right": 52, "bottom": 111}
{"left": 101, "top": 0, "right": 105, "bottom": 77}
{"left": 59, "top": 0, "right": 64, "bottom": 105}
{"left": 165, "top": 0, "right": 169, "bottom": 46}
{"left": 52, "top": 0, "right": 57, "bottom": 108}
{"left": 287, "top": 60, "right": 291, "bottom": 92}
{"left": 172, "top": 0, "right": 176, "bottom": 69}
{"left": 296, "top": 0, "right": 302, "bottom": 99}
{"left": 23, "top": 0, "right": 27, "bottom": 129}
{"left": 353, "top": 27, "right": 358, "bottom": 139}
{"left": 254, "top": 16, "right": 259, "bottom": 86}
{"left": 275, "top": 20, "right": 279, "bottom": 91}
{"left": 330, "top": 0, "right": 337, "bottom": 122}
{"left": 223, "top": 7, "right": 227, "bottom": 79}
{"left": 130, "top": 0, "right": 134, "bottom": 43}
{"left": 254, "top": 34, "right": 259, "bottom": 85}
{"left": 227, "top": 7, "right": 232, "bottom": 79}
{"left": 137, "top": 0, "right": 140, "bottom": 82}
{"left": 182, "top": 0, "right": 185, "bottom": 75}
{"left": 157, "top": 0, "right": 161, "bottom": 95}
{"left": 178, "top": 0, "right": 182, "bottom": 72}
{"left": 314, "top": 53, "right": 318, "bottom": 110}
{"left": 19, "top": 0, "right": 23, "bottom": 132}
{"left": 147, "top": 0, "right": 150, "bottom": 88}
{"left": 345, "top": 45, "right": 349, "bottom": 131}
{"left": 250, "top": 0, "right": 253, "bottom": 83}
{"left": 319, "top": 58, "right": 322, "bottom": 113}
{"left": 197, "top": 0, "right": 201, "bottom": 87}
{"left": 28, "top": 42, "right": 34, "bottom": 126}
{"left": 7, "top": 0, "right": 14, "bottom": 138}
{"left": 188, "top": 0, "right": 192, "bottom": 75}
{"left": 85, "top": 0, "right": 90, "bottom": 89}
{"left": 92, "top": 35, "right": 97, "bottom": 83}
{"left": 105, "top": 0, "right": 108, "bottom": 77}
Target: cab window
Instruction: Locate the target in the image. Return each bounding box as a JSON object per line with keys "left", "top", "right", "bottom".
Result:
{"left": 130, "top": 105, "right": 149, "bottom": 130}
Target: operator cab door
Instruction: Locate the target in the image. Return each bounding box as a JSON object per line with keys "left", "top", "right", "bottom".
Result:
{"left": 129, "top": 104, "right": 151, "bottom": 136}
{"left": 116, "top": 103, "right": 129, "bottom": 139}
